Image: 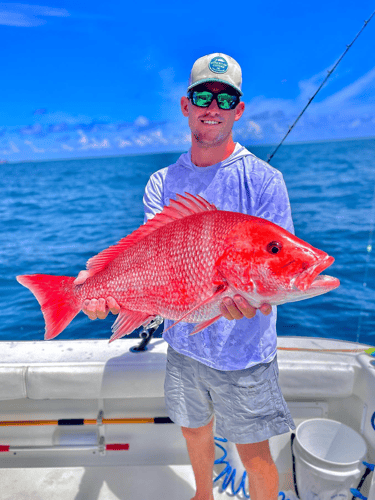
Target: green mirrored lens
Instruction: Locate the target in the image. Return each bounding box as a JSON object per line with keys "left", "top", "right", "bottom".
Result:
{"left": 217, "top": 93, "right": 236, "bottom": 109}
{"left": 192, "top": 91, "right": 213, "bottom": 107}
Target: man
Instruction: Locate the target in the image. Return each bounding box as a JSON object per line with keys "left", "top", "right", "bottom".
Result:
{"left": 76, "top": 53, "right": 295, "bottom": 500}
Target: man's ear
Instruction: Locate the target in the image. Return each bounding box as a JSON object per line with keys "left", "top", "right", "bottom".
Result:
{"left": 234, "top": 101, "right": 245, "bottom": 121}
{"left": 181, "top": 96, "right": 189, "bottom": 117}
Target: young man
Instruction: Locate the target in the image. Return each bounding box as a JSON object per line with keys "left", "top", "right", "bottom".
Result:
{"left": 76, "top": 53, "right": 295, "bottom": 500}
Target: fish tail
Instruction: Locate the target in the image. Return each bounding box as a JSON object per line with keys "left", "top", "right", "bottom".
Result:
{"left": 16, "top": 274, "right": 80, "bottom": 340}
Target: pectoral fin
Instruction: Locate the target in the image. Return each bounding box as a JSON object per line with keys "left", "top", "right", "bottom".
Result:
{"left": 164, "top": 283, "right": 227, "bottom": 334}
{"left": 189, "top": 315, "right": 222, "bottom": 335}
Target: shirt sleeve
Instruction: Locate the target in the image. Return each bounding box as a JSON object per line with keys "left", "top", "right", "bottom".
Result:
{"left": 143, "top": 171, "right": 165, "bottom": 222}
{"left": 255, "top": 171, "right": 295, "bottom": 235}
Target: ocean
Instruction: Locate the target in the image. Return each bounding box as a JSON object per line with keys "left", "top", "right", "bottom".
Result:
{"left": 2, "top": 138, "right": 375, "bottom": 346}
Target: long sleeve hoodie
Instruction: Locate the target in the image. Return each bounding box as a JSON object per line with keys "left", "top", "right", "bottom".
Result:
{"left": 143, "top": 143, "right": 294, "bottom": 370}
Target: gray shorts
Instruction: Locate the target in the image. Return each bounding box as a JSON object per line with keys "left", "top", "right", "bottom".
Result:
{"left": 164, "top": 345, "right": 295, "bottom": 444}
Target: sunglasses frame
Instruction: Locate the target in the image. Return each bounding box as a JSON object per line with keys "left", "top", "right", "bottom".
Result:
{"left": 188, "top": 89, "right": 240, "bottom": 110}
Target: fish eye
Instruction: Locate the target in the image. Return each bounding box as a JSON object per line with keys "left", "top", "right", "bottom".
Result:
{"left": 267, "top": 241, "right": 282, "bottom": 254}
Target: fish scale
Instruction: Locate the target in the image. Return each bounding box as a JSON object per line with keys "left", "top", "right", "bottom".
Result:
{"left": 94, "top": 212, "right": 227, "bottom": 314}
{"left": 16, "top": 193, "right": 340, "bottom": 341}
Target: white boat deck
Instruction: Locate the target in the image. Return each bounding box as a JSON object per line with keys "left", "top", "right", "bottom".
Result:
{"left": 0, "top": 335, "right": 374, "bottom": 499}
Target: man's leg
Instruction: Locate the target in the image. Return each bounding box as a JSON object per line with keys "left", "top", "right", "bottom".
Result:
{"left": 181, "top": 418, "right": 215, "bottom": 500}
{"left": 236, "top": 439, "right": 279, "bottom": 500}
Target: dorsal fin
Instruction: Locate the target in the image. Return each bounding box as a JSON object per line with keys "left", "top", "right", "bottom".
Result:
{"left": 84, "top": 192, "right": 217, "bottom": 278}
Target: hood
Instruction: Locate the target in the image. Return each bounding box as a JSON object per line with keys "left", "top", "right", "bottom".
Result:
{"left": 176, "top": 143, "right": 255, "bottom": 171}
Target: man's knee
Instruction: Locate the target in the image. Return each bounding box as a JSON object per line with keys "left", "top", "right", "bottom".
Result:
{"left": 235, "top": 439, "right": 275, "bottom": 468}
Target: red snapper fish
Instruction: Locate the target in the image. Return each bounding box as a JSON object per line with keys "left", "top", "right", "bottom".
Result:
{"left": 17, "top": 193, "right": 340, "bottom": 342}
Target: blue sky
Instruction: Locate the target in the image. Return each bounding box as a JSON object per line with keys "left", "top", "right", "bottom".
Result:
{"left": 1, "top": 0, "right": 374, "bottom": 162}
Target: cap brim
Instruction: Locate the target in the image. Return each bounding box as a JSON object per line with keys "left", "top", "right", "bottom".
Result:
{"left": 187, "top": 78, "right": 243, "bottom": 96}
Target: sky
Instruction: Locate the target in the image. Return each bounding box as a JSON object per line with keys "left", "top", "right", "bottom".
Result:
{"left": 0, "top": 0, "right": 374, "bottom": 162}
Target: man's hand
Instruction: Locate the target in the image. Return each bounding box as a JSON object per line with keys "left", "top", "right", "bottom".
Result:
{"left": 74, "top": 270, "right": 90, "bottom": 285}
{"left": 220, "top": 295, "right": 272, "bottom": 320}
{"left": 74, "top": 271, "right": 120, "bottom": 320}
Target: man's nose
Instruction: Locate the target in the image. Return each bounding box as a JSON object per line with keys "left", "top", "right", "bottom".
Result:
{"left": 207, "top": 98, "right": 220, "bottom": 112}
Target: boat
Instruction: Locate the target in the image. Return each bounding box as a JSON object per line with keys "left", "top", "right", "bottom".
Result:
{"left": 2, "top": 14, "right": 374, "bottom": 499}
{"left": 0, "top": 334, "right": 374, "bottom": 499}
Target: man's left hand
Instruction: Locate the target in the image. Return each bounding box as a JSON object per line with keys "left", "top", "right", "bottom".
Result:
{"left": 220, "top": 295, "right": 272, "bottom": 320}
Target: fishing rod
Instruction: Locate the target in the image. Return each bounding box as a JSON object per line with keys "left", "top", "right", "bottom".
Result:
{"left": 0, "top": 416, "right": 173, "bottom": 427}
{"left": 0, "top": 413, "right": 174, "bottom": 454}
{"left": 267, "top": 9, "right": 375, "bottom": 163}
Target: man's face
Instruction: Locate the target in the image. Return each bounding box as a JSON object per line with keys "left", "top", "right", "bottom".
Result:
{"left": 181, "top": 81, "right": 245, "bottom": 147}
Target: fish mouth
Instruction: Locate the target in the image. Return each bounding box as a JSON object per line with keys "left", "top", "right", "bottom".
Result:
{"left": 293, "top": 256, "right": 340, "bottom": 292}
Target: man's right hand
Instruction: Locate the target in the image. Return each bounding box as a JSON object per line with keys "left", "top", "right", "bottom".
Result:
{"left": 74, "top": 271, "right": 120, "bottom": 320}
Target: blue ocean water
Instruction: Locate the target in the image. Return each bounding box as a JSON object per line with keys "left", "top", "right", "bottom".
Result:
{"left": 1, "top": 138, "right": 374, "bottom": 345}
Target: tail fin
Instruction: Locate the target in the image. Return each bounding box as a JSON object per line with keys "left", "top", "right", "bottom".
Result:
{"left": 16, "top": 274, "right": 80, "bottom": 340}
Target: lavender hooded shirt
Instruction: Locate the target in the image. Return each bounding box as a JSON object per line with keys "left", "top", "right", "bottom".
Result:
{"left": 143, "top": 143, "right": 294, "bottom": 371}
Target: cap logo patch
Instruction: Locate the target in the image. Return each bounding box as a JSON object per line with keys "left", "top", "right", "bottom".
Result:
{"left": 208, "top": 56, "right": 228, "bottom": 74}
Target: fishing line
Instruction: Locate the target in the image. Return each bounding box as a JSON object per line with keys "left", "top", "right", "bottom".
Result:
{"left": 267, "top": 9, "right": 375, "bottom": 163}
{"left": 356, "top": 182, "right": 375, "bottom": 343}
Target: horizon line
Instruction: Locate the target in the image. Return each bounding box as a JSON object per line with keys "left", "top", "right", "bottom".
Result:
{"left": 3, "top": 135, "right": 375, "bottom": 165}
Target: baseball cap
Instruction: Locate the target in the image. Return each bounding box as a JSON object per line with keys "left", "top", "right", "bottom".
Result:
{"left": 187, "top": 53, "right": 243, "bottom": 96}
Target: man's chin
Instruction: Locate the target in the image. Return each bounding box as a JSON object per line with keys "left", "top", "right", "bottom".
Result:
{"left": 193, "top": 132, "right": 227, "bottom": 147}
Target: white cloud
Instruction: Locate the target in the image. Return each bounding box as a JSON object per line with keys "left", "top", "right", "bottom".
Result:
{"left": 297, "top": 68, "right": 329, "bottom": 104}
{"left": 134, "top": 134, "right": 153, "bottom": 147}
{"left": 316, "top": 67, "right": 375, "bottom": 111}
{"left": 78, "top": 134, "right": 110, "bottom": 150}
{"left": 0, "top": 3, "right": 69, "bottom": 27}
{"left": 233, "top": 119, "right": 264, "bottom": 142}
{"left": 9, "top": 141, "right": 19, "bottom": 152}
{"left": 78, "top": 130, "right": 88, "bottom": 145}
{"left": 118, "top": 139, "right": 132, "bottom": 148}
{"left": 247, "top": 120, "right": 263, "bottom": 138}
{"left": 24, "top": 139, "right": 44, "bottom": 152}
{"left": 100, "top": 139, "right": 110, "bottom": 148}
{"left": 150, "top": 129, "right": 168, "bottom": 144}
{"left": 134, "top": 116, "right": 150, "bottom": 127}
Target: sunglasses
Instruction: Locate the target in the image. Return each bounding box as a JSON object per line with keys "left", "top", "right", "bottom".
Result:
{"left": 188, "top": 90, "right": 240, "bottom": 110}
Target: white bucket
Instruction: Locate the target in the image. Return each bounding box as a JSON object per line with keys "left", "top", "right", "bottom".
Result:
{"left": 293, "top": 419, "right": 367, "bottom": 500}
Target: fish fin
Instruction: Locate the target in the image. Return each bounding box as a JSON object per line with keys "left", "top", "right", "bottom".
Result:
{"left": 176, "top": 193, "right": 217, "bottom": 213}
{"left": 164, "top": 283, "right": 228, "bottom": 334}
{"left": 16, "top": 274, "right": 80, "bottom": 340}
{"left": 189, "top": 315, "right": 222, "bottom": 335}
{"left": 109, "top": 310, "right": 153, "bottom": 343}
{"left": 84, "top": 193, "right": 218, "bottom": 280}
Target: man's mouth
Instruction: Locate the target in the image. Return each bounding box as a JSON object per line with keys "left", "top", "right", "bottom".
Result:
{"left": 201, "top": 120, "right": 221, "bottom": 125}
